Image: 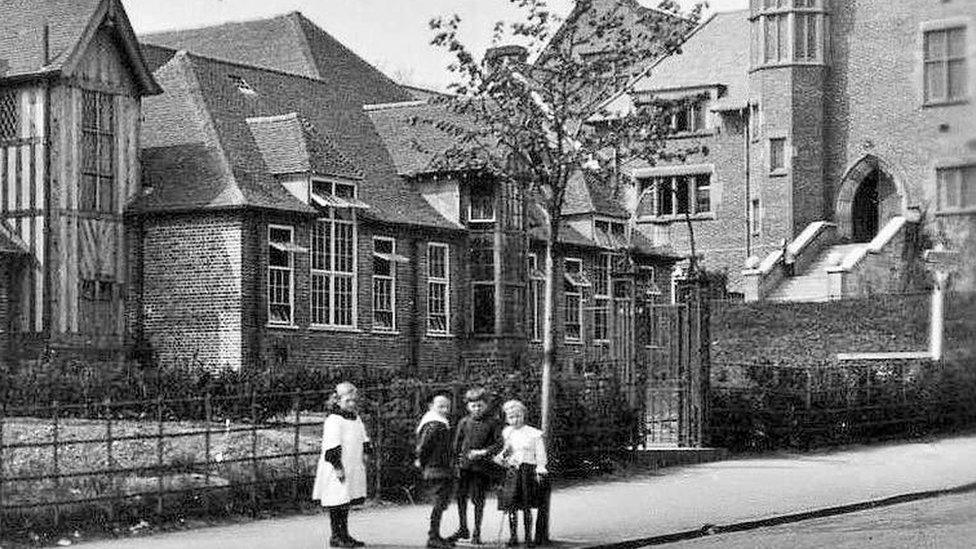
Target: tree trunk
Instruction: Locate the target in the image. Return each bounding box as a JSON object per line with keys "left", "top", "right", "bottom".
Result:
{"left": 540, "top": 239, "right": 556, "bottom": 435}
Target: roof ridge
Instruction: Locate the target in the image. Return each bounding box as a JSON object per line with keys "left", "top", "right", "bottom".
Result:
{"left": 139, "top": 10, "right": 300, "bottom": 39}
{"left": 173, "top": 51, "right": 248, "bottom": 207}
{"left": 362, "top": 100, "right": 429, "bottom": 112}
{"left": 175, "top": 49, "right": 333, "bottom": 86}
{"left": 246, "top": 112, "right": 300, "bottom": 124}
{"left": 285, "top": 11, "right": 322, "bottom": 80}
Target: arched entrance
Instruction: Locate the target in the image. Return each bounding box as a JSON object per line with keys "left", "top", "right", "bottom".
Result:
{"left": 835, "top": 155, "right": 903, "bottom": 243}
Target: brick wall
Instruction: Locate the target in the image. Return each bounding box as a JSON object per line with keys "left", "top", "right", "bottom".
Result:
{"left": 0, "top": 260, "right": 8, "bottom": 364}
{"left": 142, "top": 212, "right": 244, "bottom": 369}
{"left": 823, "top": 0, "right": 976, "bottom": 284}
{"left": 245, "top": 211, "right": 464, "bottom": 377}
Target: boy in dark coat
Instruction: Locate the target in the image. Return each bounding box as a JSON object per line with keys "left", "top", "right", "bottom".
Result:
{"left": 451, "top": 387, "right": 502, "bottom": 544}
{"left": 415, "top": 394, "right": 455, "bottom": 548}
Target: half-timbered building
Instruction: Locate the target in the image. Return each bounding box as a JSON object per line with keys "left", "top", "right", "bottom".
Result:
{"left": 0, "top": 0, "right": 160, "bottom": 363}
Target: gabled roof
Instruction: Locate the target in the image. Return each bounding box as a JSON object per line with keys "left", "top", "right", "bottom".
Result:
{"left": 0, "top": 0, "right": 160, "bottom": 95}
{"left": 135, "top": 51, "right": 457, "bottom": 229}
{"left": 141, "top": 11, "right": 410, "bottom": 105}
{"left": 631, "top": 10, "right": 750, "bottom": 110}
{"left": 247, "top": 113, "right": 364, "bottom": 180}
{"left": 563, "top": 170, "right": 629, "bottom": 218}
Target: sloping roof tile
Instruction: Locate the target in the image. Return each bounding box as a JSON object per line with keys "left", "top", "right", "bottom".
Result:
{"left": 563, "top": 170, "right": 629, "bottom": 218}
{"left": 632, "top": 11, "right": 750, "bottom": 109}
{"left": 138, "top": 51, "right": 454, "bottom": 228}
{"left": 141, "top": 12, "right": 411, "bottom": 104}
{"left": 247, "top": 113, "right": 364, "bottom": 179}
{"left": 0, "top": 220, "right": 30, "bottom": 255}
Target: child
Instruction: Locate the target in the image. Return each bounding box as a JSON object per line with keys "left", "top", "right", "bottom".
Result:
{"left": 312, "top": 382, "right": 371, "bottom": 548}
{"left": 496, "top": 400, "right": 547, "bottom": 548}
{"left": 451, "top": 387, "right": 503, "bottom": 545}
{"left": 416, "top": 394, "right": 455, "bottom": 549}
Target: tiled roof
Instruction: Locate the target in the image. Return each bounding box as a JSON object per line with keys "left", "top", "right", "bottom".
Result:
{"left": 135, "top": 51, "right": 456, "bottom": 229}
{"left": 632, "top": 11, "right": 750, "bottom": 109}
{"left": 366, "top": 100, "right": 495, "bottom": 177}
{"left": 563, "top": 170, "right": 629, "bottom": 218}
{"left": 247, "top": 113, "right": 364, "bottom": 180}
{"left": 0, "top": 0, "right": 160, "bottom": 94}
{"left": 141, "top": 12, "right": 411, "bottom": 105}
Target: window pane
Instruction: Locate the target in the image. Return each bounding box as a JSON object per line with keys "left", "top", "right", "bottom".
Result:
{"left": 470, "top": 184, "right": 495, "bottom": 221}
{"left": 81, "top": 175, "right": 98, "bottom": 211}
{"left": 924, "top": 31, "right": 944, "bottom": 61}
{"left": 565, "top": 294, "right": 581, "bottom": 340}
{"left": 594, "top": 298, "right": 608, "bottom": 341}
{"left": 925, "top": 61, "right": 946, "bottom": 102}
{"left": 311, "top": 272, "right": 330, "bottom": 325}
{"left": 98, "top": 176, "right": 113, "bottom": 213}
{"left": 765, "top": 17, "right": 777, "bottom": 61}
{"left": 948, "top": 28, "right": 966, "bottom": 58}
{"left": 335, "top": 275, "right": 354, "bottom": 326}
{"left": 429, "top": 245, "right": 447, "bottom": 278}
{"left": 794, "top": 14, "right": 807, "bottom": 60}
{"left": 695, "top": 175, "right": 712, "bottom": 213}
{"left": 99, "top": 134, "right": 114, "bottom": 174}
{"left": 770, "top": 138, "right": 785, "bottom": 170}
{"left": 472, "top": 284, "right": 495, "bottom": 334}
{"left": 675, "top": 176, "right": 690, "bottom": 214}
{"left": 777, "top": 15, "right": 788, "bottom": 60}
{"left": 312, "top": 221, "right": 330, "bottom": 271}
{"left": 374, "top": 240, "right": 392, "bottom": 276}
{"left": 807, "top": 15, "right": 818, "bottom": 60}
{"left": 335, "top": 222, "right": 354, "bottom": 273}
{"left": 948, "top": 59, "right": 967, "bottom": 100}
{"left": 82, "top": 91, "right": 98, "bottom": 129}
{"left": 656, "top": 177, "right": 673, "bottom": 216}
{"left": 963, "top": 167, "right": 976, "bottom": 208}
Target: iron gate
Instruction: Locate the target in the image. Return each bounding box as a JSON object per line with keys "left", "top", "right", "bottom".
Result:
{"left": 635, "top": 296, "right": 709, "bottom": 447}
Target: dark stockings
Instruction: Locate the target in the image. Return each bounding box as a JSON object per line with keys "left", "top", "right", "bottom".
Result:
{"left": 329, "top": 506, "right": 350, "bottom": 540}
{"left": 508, "top": 510, "right": 534, "bottom": 546}
{"left": 457, "top": 495, "right": 485, "bottom": 537}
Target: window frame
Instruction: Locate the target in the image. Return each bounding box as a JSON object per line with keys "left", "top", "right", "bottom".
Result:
{"left": 593, "top": 253, "right": 613, "bottom": 344}
{"left": 769, "top": 137, "right": 788, "bottom": 174}
{"left": 750, "top": 198, "right": 763, "bottom": 237}
{"left": 372, "top": 236, "right": 397, "bottom": 332}
{"left": 427, "top": 242, "right": 451, "bottom": 335}
{"left": 921, "top": 23, "right": 970, "bottom": 106}
{"left": 563, "top": 257, "right": 584, "bottom": 343}
{"left": 468, "top": 183, "right": 496, "bottom": 223}
{"left": 310, "top": 179, "right": 358, "bottom": 329}
{"left": 81, "top": 90, "right": 116, "bottom": 214}
{"left": 753, "top": 0, "right": 827, "bottom": 68}
{"left": 527, "top": 253, "right": 545, "bottom": 342}
{"left": 935, "top": 163, "right": 976, "bottom": 215}
{"left": 636, "top": 170, "right": 715, "bottom": 220}
{"left": 268, "top": 224, "right": 295, "bottom": 327}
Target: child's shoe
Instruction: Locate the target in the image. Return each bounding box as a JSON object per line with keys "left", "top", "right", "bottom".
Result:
{"left": 344, "top": 535, "right": 366, "bottom": 547}
{"left": 449, "top": 527, "right": 470, "bottom": 541}
{"left": 470, "top": 531, "right": 482, "bottom": 545}
{"left": 506, "top": 537, "right": 520, "bottom": 547}
{"left": 330, "top": 536, "right": 354, "bottom": 548}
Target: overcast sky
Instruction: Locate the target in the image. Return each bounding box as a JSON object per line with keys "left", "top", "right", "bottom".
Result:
{"left": 124, "top": 0, "right": 748, "bottom": 91}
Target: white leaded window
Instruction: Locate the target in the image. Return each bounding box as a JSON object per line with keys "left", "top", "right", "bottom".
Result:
{"left": 268, "top": 225, "right": 295, "bottom": 325}
{"left": 527, "top": 253, "right": 545, "bottom": 341}
{"left": 770, "top": 138, "right": 787, "bottom": 173}
{"left": 373, "top": 237, "right": 397, "bottom": 331}
{"left": 563, "top": 258, "right": 587, "bottom": 342}
{"left": 640, "top": 173, "right": 713, "bottom": 218}
{"left": 427, "top": 243, "right": 450, "bottom": 334}
{"left": 310, "top": 180, "right": 357, "bottom": 328}
{"left": 924, "top": 27, "right": 967, "bottom": 105}
{"left": 593, "top": 253, "right": 612, "bottom": 343}
{"left": 937, "top": 165, "right": 976, "bottom": 213}
{"left": 750, "top": 199, "right": 763, "bottom": 236}
{"left": 754, "top": 0, "right": 825, "bottom": 67}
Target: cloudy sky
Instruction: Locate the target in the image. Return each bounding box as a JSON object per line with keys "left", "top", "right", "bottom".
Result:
{"left": 124, "top": 0, "right": 748, "bottom": 91}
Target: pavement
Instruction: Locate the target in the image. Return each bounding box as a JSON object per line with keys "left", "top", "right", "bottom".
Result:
{"left": 73, "top": 433, "right": 976, "bottom": 549}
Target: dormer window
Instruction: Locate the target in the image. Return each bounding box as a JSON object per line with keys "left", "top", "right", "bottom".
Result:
{"left": 469, "top": 183, "right": 496, "bottom": 223}
{"left": 595, "top": 219, "right": 627, "bottom": 249}
{"left": 671, "top": 99, "right": 708, "bottom": 133}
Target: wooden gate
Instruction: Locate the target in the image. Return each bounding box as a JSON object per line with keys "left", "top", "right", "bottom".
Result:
{"left": 635, "top": 296, "right": 709, "bottom": 447}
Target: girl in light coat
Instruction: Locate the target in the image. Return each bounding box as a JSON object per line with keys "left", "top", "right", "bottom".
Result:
{"left": 495, "top": 400, "right": 547, "bottom": 547}
{"left": 313, "top": 382, "right": 371, "bottom": 547}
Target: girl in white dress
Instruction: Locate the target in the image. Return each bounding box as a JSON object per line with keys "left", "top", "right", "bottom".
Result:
{"left": 495, "top": 400, "right": 547, "bottom": 547}
{"left": 312, "top": 382, "right": 371, "bottom": 547}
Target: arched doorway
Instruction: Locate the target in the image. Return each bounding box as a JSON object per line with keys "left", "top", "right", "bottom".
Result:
{"left": 836, "top": 155, "right": 903, "bottom": 243}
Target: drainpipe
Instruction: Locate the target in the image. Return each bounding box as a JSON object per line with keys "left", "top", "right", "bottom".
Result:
{"left": 743, "top": 106, "right": 752, "bottom": 258}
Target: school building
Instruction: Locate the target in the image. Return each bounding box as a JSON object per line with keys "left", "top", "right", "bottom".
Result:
{"left": 0, "top": 0, "right": 677, "bottom": 373}
{"left": 601, "top": 0, "right": 976, "bottom": 300}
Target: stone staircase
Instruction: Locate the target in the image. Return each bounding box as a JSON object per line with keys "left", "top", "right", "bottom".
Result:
{"left": 767, "top": 243, "right": 866, "bottom": 302}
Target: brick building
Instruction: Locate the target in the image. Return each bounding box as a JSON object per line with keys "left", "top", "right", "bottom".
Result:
{"left": 0, "top": 2, "right": 677, "bottom": 371}
{"left": 599, "top": 0, "right": 976, "bottom": 299}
